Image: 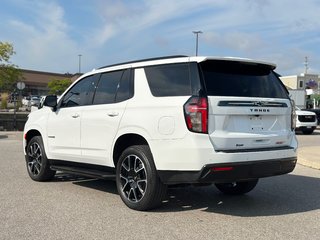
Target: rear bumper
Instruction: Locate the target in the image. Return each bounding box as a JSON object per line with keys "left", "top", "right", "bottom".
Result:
{"left": 295, "top": 126, "right": 316, "bottom": 131}
{"left": 296, "top": 121, "right": 317, "bottom": 129}
{"left": 158, "top": 157, "right": 297, "bottom": 184}
{"left": 150, "top": 130, "right": 298, "bottom": 171}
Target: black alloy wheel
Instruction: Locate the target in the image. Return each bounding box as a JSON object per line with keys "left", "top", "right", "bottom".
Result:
{"left": 119, "top": 154, "right": 147, "bottom": 203}
{"left": 26, "top": 136, "right": 55, "bottom": 181}
{"left": 116, "top": 145, "right": 167, "bottom": 211}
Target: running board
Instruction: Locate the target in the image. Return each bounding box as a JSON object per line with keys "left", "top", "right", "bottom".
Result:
{"left": 50, "top": 165, "right": 116, "bottom": 180}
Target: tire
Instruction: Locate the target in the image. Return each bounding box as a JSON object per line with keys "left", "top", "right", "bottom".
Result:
{"left": 116, "top": 145, "right": 167, "bottom": 211}
{"left": 26, "top": 136, "right": 56, "bottom": 181}
{"left": 302, "top": 129, "right": 314, "bottom": 135}
{"left": 215, "top": 179, "right": 258, "bottom": 195}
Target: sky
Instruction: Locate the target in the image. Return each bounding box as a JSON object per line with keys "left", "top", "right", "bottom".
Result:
{"left": 1, "top": 0, "right": 320, "bottom": 76}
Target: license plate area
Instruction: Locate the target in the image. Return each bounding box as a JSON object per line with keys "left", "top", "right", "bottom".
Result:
{"left": 249, "top": 116, "right": 264, "bottom": 131}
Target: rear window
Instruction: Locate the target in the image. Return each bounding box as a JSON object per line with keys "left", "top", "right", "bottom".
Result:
{"left": 200, "top": 60, "right": 289, "bottom": 99}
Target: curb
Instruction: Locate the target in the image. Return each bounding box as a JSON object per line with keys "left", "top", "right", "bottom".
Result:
{"left": 0, "top": 131, "right": 23, "bottom": 140}
{"left": 297, "top": 151, "right": 320, "bottom": 170}
{"left": 298, "top": 158, "right": 320, "bottom": 170}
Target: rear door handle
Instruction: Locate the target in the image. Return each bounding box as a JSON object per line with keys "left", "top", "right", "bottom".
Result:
{"left": 71, "top": 113, "right": 80, "bottom": 118}
{"left": 107, "top": 112, "right": 119, "bottom": 117}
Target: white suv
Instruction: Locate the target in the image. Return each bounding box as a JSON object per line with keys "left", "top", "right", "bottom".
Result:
{"left": 295, "top": 107, "right": 317, "bottom": 134}
{"left": 23, "top": 56, "right": 297, "bottom": 210}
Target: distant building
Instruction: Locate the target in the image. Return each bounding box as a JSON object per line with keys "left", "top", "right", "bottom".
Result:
{"left": 280, "top": 73, "right": 320, "bottom": 95}
{"left": 20, "top": 69, "right": 81, "bottom": 96}
{"left": 280, "top": 73, "right": 320, "bottom": 109}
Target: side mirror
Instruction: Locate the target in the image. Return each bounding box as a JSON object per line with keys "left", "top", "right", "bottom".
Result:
{"left": 43, "top": 95, "right": 58, "bottom": 110}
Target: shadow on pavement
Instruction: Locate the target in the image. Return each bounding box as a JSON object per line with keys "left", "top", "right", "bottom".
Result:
{"left": 0, "top": 135, "right": 8, "bottom": 139}
{"left": 73, "top": 179, "right": 118, "bottom": 195}
{"left": 155, "top": 173, "right": 320, "bottom": 216}
{"left": 51, "top": 172, "right": 118, "bottom": 194}
{"left": 50, "top": 172, "right": 320, "bottom": 216}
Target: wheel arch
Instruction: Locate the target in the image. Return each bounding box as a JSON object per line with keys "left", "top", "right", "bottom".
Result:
{"left": 25, "top": 129, "right": 42, "bottom": 148}
{"left": 113, "top": 133, "right": 149, "bottom": 167}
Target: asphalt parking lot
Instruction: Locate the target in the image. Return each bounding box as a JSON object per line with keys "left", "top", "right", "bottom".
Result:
{"left": 0, "top": 132, "right": 320, "bottom": 240}
{"left": 296, "top": 128, "right": 320, "bottom": 169}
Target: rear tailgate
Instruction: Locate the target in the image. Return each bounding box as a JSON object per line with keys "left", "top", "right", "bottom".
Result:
{"left": 208, "top": 97, "right": 292, "bottom": 151}
{"left": 199, "top": 59, "right": 292, "bottom": 152}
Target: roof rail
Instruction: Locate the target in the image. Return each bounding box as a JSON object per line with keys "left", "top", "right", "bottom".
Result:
{"left": 98, "top": 55, "right": 188, "bottom": 69}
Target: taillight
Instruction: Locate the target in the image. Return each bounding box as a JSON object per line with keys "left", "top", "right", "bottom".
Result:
{"left": 184, "top": 96, "right": 208, "bottom": 133}
{"left": 211, "top": 166, "right": 234, "bottom": 172}
{"left": 290, "top": 100, "right": 296, "bottom": 130}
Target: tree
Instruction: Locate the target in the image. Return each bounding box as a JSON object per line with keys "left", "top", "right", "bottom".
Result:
{"left": 0, "top": 41, "right": 22, "bottom": 91}
{"left": 0, "top": 42, "right": 14, "bottom": 62}
{"left": 311, "top": 94, "right": 320, "bottom": 107}
{"left": 47, "top": 78, "right": 72, "bottom": 95}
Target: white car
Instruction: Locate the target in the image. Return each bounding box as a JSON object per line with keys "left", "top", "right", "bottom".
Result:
{"left": 23, "top": 56, "right": 297, "bottom": 210}
{"left": 295, "top": 107, "right": 317, "bottom": 134}
{"left": 22, "top": 96, "right": 31, "bottom": 106}
{"left": 29, "top": 96, "right": 41, "bottom": 106}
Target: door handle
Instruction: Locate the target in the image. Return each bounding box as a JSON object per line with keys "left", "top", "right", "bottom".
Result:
{"left": 107, "top": 112, "right": 119, "bottom": 117}
{"left": 71, "top": 113, "right": 80, "bottom": 118}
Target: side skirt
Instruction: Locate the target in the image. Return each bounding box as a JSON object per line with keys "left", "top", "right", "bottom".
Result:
{"left": 50, "top": 160, "right": 116, "bottom": 180}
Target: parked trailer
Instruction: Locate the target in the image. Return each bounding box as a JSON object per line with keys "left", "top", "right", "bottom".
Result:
{"left": 288, "top": 89, "right": 306, "bottom": 109}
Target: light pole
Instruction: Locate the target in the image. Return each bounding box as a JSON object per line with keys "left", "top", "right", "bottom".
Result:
{"left": 192, "top": 31, "right": 202, "bottom": 56}
{"left": 78, "top": 54, "right": 82, "bottom": 73}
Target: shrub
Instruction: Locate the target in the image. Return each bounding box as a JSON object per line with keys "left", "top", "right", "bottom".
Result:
{"left": 1, "top": 97, "right": 7, "bottom": 109}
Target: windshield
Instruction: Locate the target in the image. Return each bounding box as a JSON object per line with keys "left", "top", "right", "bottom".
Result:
{"left": 199, "top": 60, "right": 289, "bottom": 99}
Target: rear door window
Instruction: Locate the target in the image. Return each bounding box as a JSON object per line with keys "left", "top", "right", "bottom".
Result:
{"left": 93, "top": 70, "right": 123, "bottom": 105}
{"left": 93, "top": 69, "right": 133, "bottom": 105}
{"left": 115, "top": 69, "right": 133, "bottom": 102}
{"left": 200, "top": 60, "right": 289, "bottom": 99}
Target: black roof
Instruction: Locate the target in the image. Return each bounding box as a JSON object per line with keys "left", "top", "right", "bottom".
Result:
{"left": 98, "top": 55, "right": 188, "bottom": 69}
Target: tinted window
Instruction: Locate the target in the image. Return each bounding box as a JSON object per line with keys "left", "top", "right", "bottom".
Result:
{"left": 200, "top": 60, "right": 289, "bottom": 99}
{"left": 93, "top": 70, "right": 123, "bottom": 105}
{"left": 144, "top": 63, "right": 192, "bottom": 96}
{"left": 116, "top": 69, "right": 132, "bottom": 102}
{"left": 60, "top": 75, "right": 97, "bottom": 108}
{"left": 299, "top": 80, "right": 304, "bottom": 88}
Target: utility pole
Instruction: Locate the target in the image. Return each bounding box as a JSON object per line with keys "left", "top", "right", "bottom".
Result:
{"left": 192, "top": 31, "right": 202, "bottom": 56}
{"left": 78, "top": 54, "right": 82, "bottom": 73}
{"left": 13, "top": 89, "right": 17, "bottom": 131}
{"left": 304, "top": 56, "right": 309, "bottom": 74}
